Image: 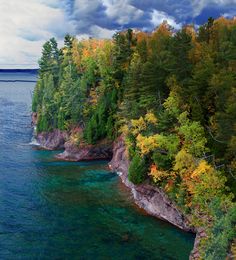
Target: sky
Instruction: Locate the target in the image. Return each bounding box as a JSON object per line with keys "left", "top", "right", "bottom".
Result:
{"left": 0, "top": 0, "right": 235, "bottom": 69}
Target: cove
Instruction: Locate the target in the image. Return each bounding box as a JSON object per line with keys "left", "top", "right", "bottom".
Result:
{"left": 0, "top": 71, "right": 194, "bottom": 259}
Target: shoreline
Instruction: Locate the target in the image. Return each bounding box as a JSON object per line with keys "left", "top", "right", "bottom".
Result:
{"left": 32, "top": 125, "right": 199, "bottom": 259}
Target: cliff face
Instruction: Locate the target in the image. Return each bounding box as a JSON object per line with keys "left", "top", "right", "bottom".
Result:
{"left": 109, "top": 136, "right": 193, "bottom": 232}
{"left": 56, "top": 140, "right": 113, "bottom": 161}
{"left": 31, "top": 113, "right": 69, "bottom": 150}
{"left": 108, "top": 136, "right": 210, "bottom": 259}
{"left": 35, "top": 129, "right": 69, "bottom": 150}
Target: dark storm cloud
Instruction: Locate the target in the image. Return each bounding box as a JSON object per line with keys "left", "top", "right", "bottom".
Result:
{"left": 61, "top": 0, "right": 181, "bottom": 36}
{"left": 60, "top": 0, "right": 236, "bottom": 38}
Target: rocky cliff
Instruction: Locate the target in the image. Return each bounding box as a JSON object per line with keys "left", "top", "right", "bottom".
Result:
{"left": 31, "top": 113, "right": 69, "bottom": 150}
{"left": 108, "top": 136, "right": 207, "bottom": 259}
{"left": 56, "top": 140, "right": 113, "bottom": 161}
{"left": 109, "top": 136, "right": 193, "bottom": 232}
{"left": 35, "top": 129, "right": 69, "bottom": 150}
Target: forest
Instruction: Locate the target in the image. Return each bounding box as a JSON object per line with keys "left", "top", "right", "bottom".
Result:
{"left": 32, "top": 17, "right": 236, "bottom": 259}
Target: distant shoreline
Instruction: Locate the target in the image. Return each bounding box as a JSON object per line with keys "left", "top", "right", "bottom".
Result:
{"left": 0, "top": 69, "right": 38, "bottom": 74}
{"left": 0, "top": 80, "right": 37, "bottom": 83}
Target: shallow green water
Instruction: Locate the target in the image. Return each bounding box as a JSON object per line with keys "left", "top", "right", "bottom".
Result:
{"left": 0, "top": 72, "right": 195, "bottom": 259}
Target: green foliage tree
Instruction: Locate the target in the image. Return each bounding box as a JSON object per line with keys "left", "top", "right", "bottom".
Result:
{"left": 128, "top": 154, "right": 148, "bottom": 184}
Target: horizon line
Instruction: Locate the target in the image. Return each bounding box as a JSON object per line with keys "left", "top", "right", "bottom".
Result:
{"left": 0, "top": 68, "right": 39, "bottom": 70}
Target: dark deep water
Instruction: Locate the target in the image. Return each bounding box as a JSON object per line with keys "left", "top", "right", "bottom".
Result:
{"left": 0, "top": 72, "right": 195, "bottom": 259}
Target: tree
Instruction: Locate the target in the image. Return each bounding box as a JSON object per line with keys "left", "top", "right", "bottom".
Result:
{"left": 122, "top": 53, "right": 143, "bottom": 118}
{"left": 39, "top": 38, "right": 60, "bottom": 84}
{"left": 128, "top": 154, "right": 148, "bottom": 184}
{"left": 171, "top": 29, "right": 193, "bottom": 86}
{"left": 198, "top": 17, "right": 214, "bottom": 43}
{"left": 178, "top": 112, "right": 208, "bottom": 157}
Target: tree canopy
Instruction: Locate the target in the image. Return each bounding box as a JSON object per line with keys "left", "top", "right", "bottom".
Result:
{"left": 33, "top": 17, "right": 236, "bottom": 259}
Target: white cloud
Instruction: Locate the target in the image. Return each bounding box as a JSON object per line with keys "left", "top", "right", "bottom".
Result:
{"left": 151, "top": 10, "right": 182, "bottom": 29}
{"left": 222, "top": 11, "right": 236, "bottom": 18}
{"left": 0, "top": 0, "right": 75, "bottom": 68}
{"left": 103, "top": 0, "right": 144, "bottom": 25}
{"left": 0, "top": 0, "right": 126, "bottom": 68}
{"left": 74, "top": 0, "right": 101, "bottom": 14}
{"left": 192, "top": 0, "right": 236, "bottom": 17}
{"left": 90, "top": 25, "right": 116, "bottom": 38}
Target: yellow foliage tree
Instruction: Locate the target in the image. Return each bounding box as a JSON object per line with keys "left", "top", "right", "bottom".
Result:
{"left": 136, "top": 134, "right": 159, "bottom": 155}
{"left": 144, "top": 112, "right": 158, "bottom": 125}
{"left": 130, "top": 116, "right": 146, "bottom": 135}
{"left": 183, "top": 160, "right": 231, "bottom": 220}
{"left": 174, "top": 149, "right": 196, "bottom": 174}
{"left": 149, "top": 163, "right": 170, "bottom": 183}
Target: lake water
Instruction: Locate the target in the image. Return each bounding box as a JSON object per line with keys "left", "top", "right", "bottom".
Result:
{"left": 0, "top": 72, "right": 194, "bottom": 259}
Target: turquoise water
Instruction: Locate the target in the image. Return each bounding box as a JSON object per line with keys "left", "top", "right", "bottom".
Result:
{"left": 0, "top": 72, "right": 195, "bottom": 259}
